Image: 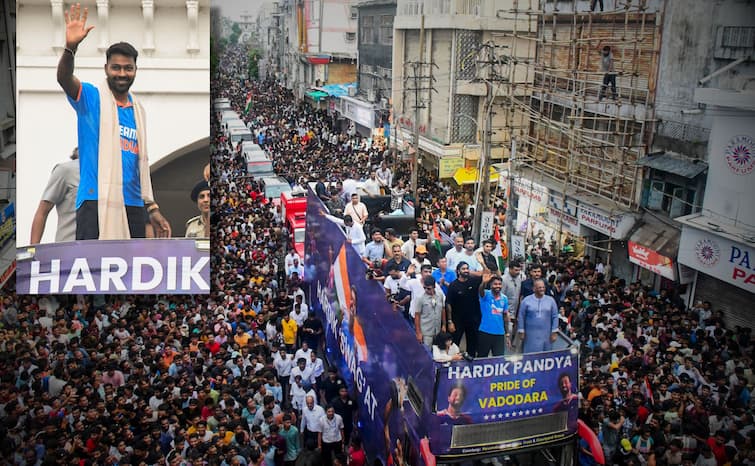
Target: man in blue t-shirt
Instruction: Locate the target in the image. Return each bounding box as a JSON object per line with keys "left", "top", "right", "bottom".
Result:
{"left": 57, "top": 3, "right": 171, "bottom": 240}
{"left": 476, "top": 272, "right": 510, "bottom": 357}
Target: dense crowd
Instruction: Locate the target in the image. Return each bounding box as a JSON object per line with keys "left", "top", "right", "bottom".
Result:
{"left": 0, "top": 42, "right": 752, "bottom": 466}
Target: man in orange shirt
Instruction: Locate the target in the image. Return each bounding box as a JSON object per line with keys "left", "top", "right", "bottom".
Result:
{"left": 233, "top": 326, "right": 251, "bottom": 347}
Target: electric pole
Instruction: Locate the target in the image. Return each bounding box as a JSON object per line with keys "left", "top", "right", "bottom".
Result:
{"left": 410, "top": 14, "right": 425, "bottom": 196}
{"left": 471, "top": 43, "right": 508, "bottom": 244}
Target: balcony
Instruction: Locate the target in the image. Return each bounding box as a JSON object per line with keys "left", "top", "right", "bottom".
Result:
{"left": 395, "top": 0, "right": 532, "bottom": 31}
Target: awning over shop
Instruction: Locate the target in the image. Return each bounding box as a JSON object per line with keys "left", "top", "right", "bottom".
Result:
{"left": 452, "top": 167, "right": 499, "bottom": 185}
{"left": 320, "top": 83, "right": 356, "bottom": 98}
{"left": 307, "top": 55, "right": 331, "bottom": 65}
{"left": 305, "top": 90, "right": 329, "bottom": 102}
{"left": 627, "top": 214, "right": 681, "bottom": 280}
{"left": 638, "top": 152, "right": 708, "bottom": 178}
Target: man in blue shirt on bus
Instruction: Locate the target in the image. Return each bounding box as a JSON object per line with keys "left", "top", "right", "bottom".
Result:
{"left": 477, "top": 272, "right": 510, "bottom": 357}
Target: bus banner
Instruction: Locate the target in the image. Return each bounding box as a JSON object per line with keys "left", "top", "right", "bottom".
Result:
{"left": 16, "top": 239, "right": 210, "bottom": 294}
{"left": 434, "top": 349, "right": 579, "bottom": 423}
{"left": 431, "top": 350, "right": 579, "bottom": 455}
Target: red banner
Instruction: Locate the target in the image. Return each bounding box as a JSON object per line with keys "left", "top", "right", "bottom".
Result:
{"left": 628, "top": 241, "right": 676, "bottom": 280}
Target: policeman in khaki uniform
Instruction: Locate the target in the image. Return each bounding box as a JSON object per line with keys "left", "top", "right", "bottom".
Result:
{"left": 185, "top": 180, "right": 209, "bottom": 238}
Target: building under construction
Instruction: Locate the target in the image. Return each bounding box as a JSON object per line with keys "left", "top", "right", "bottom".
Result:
{"left": 496, "top": 0, "right": 665, "bottom": 276}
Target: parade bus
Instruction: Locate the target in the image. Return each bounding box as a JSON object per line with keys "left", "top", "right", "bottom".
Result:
{"left": 304, "top": 186, "right": 581, "bottom": 466}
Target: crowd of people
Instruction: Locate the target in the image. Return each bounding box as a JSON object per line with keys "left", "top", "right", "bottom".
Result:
{"left": 0, "top": 41, "right": 752, "bottom": 466}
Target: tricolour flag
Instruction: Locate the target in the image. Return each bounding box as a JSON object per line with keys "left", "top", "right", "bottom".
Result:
{"left": 492, "top": 224, "right": 507, "bottom": 270}
{"left": 432, "top": 223, "right": 443, "bottom": 256}
{"left": 244, "top": 91, "right": 252, "bottom": 114}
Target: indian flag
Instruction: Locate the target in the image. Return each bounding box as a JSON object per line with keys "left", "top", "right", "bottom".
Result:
{"left": 432, "top": 223, "right": 443, "bottom": 256}
{"left": 492, "top": 224, "right": 507, "bottom": 270}
{"left": 244, "top": 91, "right": 252, "bottom": 114}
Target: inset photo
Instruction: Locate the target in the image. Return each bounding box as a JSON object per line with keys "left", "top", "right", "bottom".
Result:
{"left": 15, "top": 0, "right": 210, "bottom": 294}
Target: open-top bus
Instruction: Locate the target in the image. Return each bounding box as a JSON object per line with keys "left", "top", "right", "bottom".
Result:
{"left": 304, "top": 187, "right": 580, "bottom": 466}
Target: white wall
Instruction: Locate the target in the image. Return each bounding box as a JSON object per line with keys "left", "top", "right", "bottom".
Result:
{"left": 16, "top": 0, "right": 210, "bottom": 245}
{"left": 700, "top": 108, "right": 755, "bottom": 228}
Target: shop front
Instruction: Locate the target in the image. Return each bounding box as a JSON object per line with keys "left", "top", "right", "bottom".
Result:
{"left": 576, "top": 202, "right": 637, "bottom": 281}
{"left": 677, "top": 218, "right": 755, "bottom": 330}
{"left": 338, "top": 95, "right": 376, "bottom": 137}
{"left": 627, "top": 214, "right": 681, "bottom": 290}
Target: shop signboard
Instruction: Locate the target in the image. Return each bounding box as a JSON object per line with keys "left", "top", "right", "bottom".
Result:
{"left": 480, "top": 211, "right": 495, "bottom": 242}
{"left": 577, "top": 204, "right": 635, "bottom": 239}
{"left": 548, "top": 194, "right": 578, "bottom": 217}
{"left": 628, "top": 241, "right": 676, "bottom": 280}
{"left": 678, "top": 227, "right": 755, "bottom": 293}
{"left": 438, "top": 156, "right": 465, "bottom": 178}
{"left": 545, "top": 207, "right": 581, "bottom": 236}
{"left": 341, "top": 98, "right": 375, "bottom": 129}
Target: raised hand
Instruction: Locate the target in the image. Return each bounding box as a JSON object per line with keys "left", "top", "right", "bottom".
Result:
{"left": 64, "top": 3, "right": 94, "bottom": 49}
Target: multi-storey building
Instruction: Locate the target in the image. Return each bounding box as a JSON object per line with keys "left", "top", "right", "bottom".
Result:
{"left": 275, "top": 0, "right": 358, "bottom": 101}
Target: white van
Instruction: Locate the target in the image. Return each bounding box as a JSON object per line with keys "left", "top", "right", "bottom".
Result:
{"left": 221, "top": 110, "right": 240, "bottom": 126}
{"left": 241, "top": 141, "right": 263, "bottom": 153}
{"left": 213, "top": 98, "right": 231, "bottom": 112}
{"left": 229, "top": 127, "right": 253, "bottom": 143}
{"left": 244, "top": 150, "right": 274, "bottom": 178}
{"left": 225, "top": 119, "right": 247, "bottom": 137}
{"left": 261, "top": 176, "right": 291, "bottom": 200}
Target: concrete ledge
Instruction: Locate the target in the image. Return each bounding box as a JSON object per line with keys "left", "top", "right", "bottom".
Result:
{"left": 695, "top": 87, "right": 755, "bottom": 111}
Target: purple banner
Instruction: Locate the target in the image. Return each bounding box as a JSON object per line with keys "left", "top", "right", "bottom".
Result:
{"left": 431, "top": 350, "right": 579, "bottom": 455}
{"left": 16, "top": 239, "right": 209, "bottom": 294}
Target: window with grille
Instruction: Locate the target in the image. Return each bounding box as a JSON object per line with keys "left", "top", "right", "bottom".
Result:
{"left": 361, "top": 16, "right": 376, "bottom": 44}
{"left": 456, "top": 30, "right": 482, "bottom": 80}
{"left": 452, "top": 95, "right": 479, "bottom": 144}
{"left": 380, "top": 15, "right": 394, "bottom": 45}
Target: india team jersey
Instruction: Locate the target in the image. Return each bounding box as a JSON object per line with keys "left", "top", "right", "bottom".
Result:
{"left": 68, "top": 82, "right": 143, "bottom": 209}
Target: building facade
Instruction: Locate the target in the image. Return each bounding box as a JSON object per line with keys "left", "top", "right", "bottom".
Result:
{"left": 272, "top": 0, "right": 358, "bottom": 101}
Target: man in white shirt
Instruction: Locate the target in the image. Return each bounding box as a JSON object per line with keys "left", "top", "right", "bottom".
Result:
{"left": 300, "top": 395, "right": 326, "bottom": 445}
{"left": 294, "top": 342, "right": 313, "bottom": 364}
{"left": 359, "top": 171, "right": 381, "bottom": 197}
{"left": 401, "top": 228, "right": 427, "bottom": 260}
{"left": 444, "top": 235, "right": 467, "bottom": 272}
{"left": 343, "top": 215, "right": 366, "bottom": 256}
{"left": 287, "top": 257, "right": 305, "bottom": 278}
{"left": 459, "top": 237, "right": 484, "bottom": 276}
{"left": 326, "top": 213, "right": 367, "bottom": 255}
{"left": 400, "top": 264, "right": 445, "bottom": 319}
{"left": 376, "top": 161, "right": 392, "bottom": 194}
{"left": 307, "top": 351, "right": 325, "bottom": 388}
{"left": 343, "top": 193, "right": 369, "bottom": 227}
{"left": 284, "top": 248, "right": 300, "bottom": 273}
{"left": 319, "top": 405, "right": 345, "bottom": 463}
{"left": 290, "top": 296, "right": 308, "bottom": 326}
{"left": 274, "top": 348, "right": 294, "bottom": 403}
